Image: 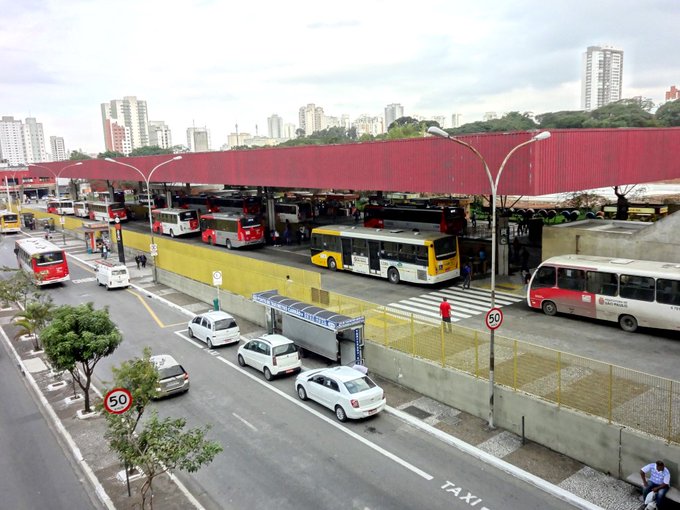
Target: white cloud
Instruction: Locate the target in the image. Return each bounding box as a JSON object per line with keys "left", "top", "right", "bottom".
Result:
{"left": 1, "top": 0, "right": 678, "bottom": 153}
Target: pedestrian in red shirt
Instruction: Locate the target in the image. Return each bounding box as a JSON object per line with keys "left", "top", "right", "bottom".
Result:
{"left": 440, "top": 297, "right": 452, "bottom": 332}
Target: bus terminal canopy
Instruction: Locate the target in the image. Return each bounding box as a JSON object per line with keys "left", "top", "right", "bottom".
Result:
{"left": 252, "top": 290, "right": 364, "bottom": 332}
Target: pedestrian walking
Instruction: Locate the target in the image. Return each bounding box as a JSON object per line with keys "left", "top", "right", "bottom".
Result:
{"left": 471, "top": 211, "right": 477, "bottom": 228}
{"left": 135, "top": 254, "right": 141, "bottom": 270}
{"left": 140, "top": 254, "right": 147, "bottom": 268}
{"left": 440, "top": 297, "right": 452, "bottom": 333}
{"left": 101, "top": 243, "right": 108, "bottom": 259}
{"left": 462, "top": 262, "right": 471, "bottom": 289}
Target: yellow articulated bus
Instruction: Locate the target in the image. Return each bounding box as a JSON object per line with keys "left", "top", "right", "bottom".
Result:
{"left": 0, "top": 211, "right": 21, "bottom": 233}
{"left": 310, "top": 224, "right": 460, "bottom": 284}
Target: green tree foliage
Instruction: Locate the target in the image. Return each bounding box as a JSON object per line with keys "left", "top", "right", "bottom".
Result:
{"left": 0, "top": 266, "right": 40, "bottom": 308}
{"left": 655, "top": 99, "right": 680, "bottom": 126}
{"left": 559, "top": 191, "right": 607, "bottom": 210}
{"left": 104, "top": 348, "right": 222, "bottom": 509}
{"left": 130, "top": 146, "right": 174, "bottom": 157}
{"left": 97, "top": 150, "right": 125, "bottom": 159}
{"left": 450, "top": 112, "right": 537, "bottom": 135}
{"left": 535, "top": 110, "right": 590, "bottom": 129}
{"left": 583, "top": 99, "right": 657, "bottom": 128}
{"left": 13, "top": 299, "right": 54, "bottom": 351}
{"left": 69, "top": 150, "right": 93, "bottom": 160}
{"left": 41, "top": 303, "right": 123, "bottom": 413}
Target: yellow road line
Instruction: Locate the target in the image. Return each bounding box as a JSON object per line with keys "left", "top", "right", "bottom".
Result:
{"left": 127, "top": 289, "right": 165, "bottom": 328}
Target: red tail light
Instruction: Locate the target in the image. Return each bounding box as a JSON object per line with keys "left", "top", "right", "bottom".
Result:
{"left": 183, "top": 373, "right": 189, "bottom": 380}
{"left": 272, "top": 356, "right": 277, "bottom": 366}
{"left": 350, "top": 399, "right": 359, "bottom": 409}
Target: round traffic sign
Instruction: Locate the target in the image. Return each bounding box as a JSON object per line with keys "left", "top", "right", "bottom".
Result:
{"left": 104, "top": 388, "right": 133, "bottom": 414}
{"left": 485, "top": 307, "right": 503, "bottom": 330}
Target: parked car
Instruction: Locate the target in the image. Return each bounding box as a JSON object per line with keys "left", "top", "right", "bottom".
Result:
{"left": 150, "top": 354, "right": 190, "bottom": 398}
{"left": 237, "top": 334, "right": 301, "bottom": 380}
{"left": 295, "top": 366, "right": 386, "bottom": 422}
{"left": 187, "top": 311, "right": 240, "bottom": 348}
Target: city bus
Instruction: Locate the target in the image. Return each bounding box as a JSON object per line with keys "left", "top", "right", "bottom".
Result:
{"left": 73, "top": 201, "right": 89, "bottom": 218}
{"left": 275, "top": 201, "right": 312, "bottom": 224}
{"left": 152, "top": 208, "right": 200, "bottom": 237}
{"left": 88, "top": 201, "right": 127, "bottom": 223}
{"left": 0, "top": 211, "right": 21, "bottom": 233}
{"left": 46, "top": 199, "right": 75, "bottom": 215}
{"left": 363, "top": 204, "right": 467, "bottom": 236}
{"left": 310, "top": 225, "right": 460, "bottom": 284}
{"left": 211, "top": 195, "right": 261, "bottom": 215}
{"left": 527, "top": 254, "right": 680, "bottom": 332}
{"left": 14, "top": 238, "right": 70, "bottom": 285}
{"left": 199, "top": 212, "right": 265, "bottom": 249}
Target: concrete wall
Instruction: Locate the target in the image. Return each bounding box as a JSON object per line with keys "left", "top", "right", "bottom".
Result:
{"left": 542, "top": 212, "right": 680, "bottom": 263}
{"left": 365, "top": 342, "right": 680, "bottom": 487}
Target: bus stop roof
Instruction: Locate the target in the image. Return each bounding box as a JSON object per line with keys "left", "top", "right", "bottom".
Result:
{"left": 252, "top": 290, "right": 364, "bottom": 332}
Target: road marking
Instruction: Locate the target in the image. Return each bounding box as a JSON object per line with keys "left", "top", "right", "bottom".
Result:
{"left": 127, "top": 289, "right": 164, "bottom": 328}
{"left": 213, "top": 355, "right": 433, "bottom": 481}
{"left": 232, "top": 413, "right": 258, "bottom": 432}
{"left": 71, "top": 277, "right": 97, "bottom": 284}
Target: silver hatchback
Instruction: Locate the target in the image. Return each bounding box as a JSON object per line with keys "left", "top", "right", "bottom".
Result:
{"left": 150, "top": 354, "right": 190, "bottom": 398}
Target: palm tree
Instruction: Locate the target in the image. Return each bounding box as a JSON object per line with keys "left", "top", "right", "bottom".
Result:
{"left": 13, "top": 300, "right": 54, "bottom": 351}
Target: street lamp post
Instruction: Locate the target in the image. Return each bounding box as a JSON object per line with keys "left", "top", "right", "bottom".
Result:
{"left": 29, "top": 162, "right": 83, "bottom": 201}
{"left": 104, "top": 156, "right": 183, "bottom": 282}
{"left": 427, "top": 126, "right": 551, "bottom": 428}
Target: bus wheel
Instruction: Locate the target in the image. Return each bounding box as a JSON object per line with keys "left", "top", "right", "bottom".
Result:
{"left": 619, "top": 314, "right": 638, "bottom": 333}
{"left": 327, "top": 257, "right": 337, "bottom": 271}
{"left": 387, "top": 267, "right": 400, "bottom": 284}
{"left": 542, "top": 300, "right": 557, "bottom": 316}
{"left": 169, "top": 230, "right": 175, "bottom": 238}
{"left": 226, "top": 240, "right": 232, "bottom": 250}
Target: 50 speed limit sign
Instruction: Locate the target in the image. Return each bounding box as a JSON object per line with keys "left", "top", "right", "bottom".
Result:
{"left": 485, "top": 308, "right": 504, "bottom": 330}
{"left": 104, "top": 388, "right": 133, "bottom": 415}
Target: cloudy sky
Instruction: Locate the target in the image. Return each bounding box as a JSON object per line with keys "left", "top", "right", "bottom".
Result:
{"left": 3, "top": 0, "right": 679, "bottom": 154}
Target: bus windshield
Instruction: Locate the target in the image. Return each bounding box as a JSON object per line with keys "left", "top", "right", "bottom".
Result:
{"left": 433, "top": 236, "right": 457, "bottom": 260}
{"left": 179, "top": 211, "right": 197, "bottom": 221}
{"left": 35, "top": 251, "right": 65, "bottom": 266}
{"left": 241, "top": 216, "right": 260, "bottom": 227}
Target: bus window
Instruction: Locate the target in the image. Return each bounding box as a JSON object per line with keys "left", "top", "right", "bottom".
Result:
{"left": 352, "top": 238, "right": 367, "bottom": 257}
{"left": 532, "top": 266, "right": 556, "bottom": 289}
{"left": 620, "top": 274, "right": 655, "bottom": 302}
{"left": 432, "top": 236, "right": 456, "bottom": 260}
{"left": 657, "top": 279, "right": 680, "bottom": 305}
{"left": 557, "top": 268, "right": 585, "bottom": 291}
{"left": 586, "top": 271, "right": 618, "bottom": 296}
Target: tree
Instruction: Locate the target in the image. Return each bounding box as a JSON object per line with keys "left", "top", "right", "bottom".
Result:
{"left": 69, "top": 150, "right": 93, "bottom": 160}
{"left": 655, "top": 99, "right": 680, "bottom": 126}
{"left": 612, "top": 184, "right": 646, "bottom": 220}
{"left": 0, "top": 266, "right": 39, "bottom": 309}
{"left": 584, "top": 99, "right": 657, "bottom": 128}
{"left": 41, "top": 303, "right": 123, "bottom": 413}
{"left": 559, "top": 191, "right": 607, "bottom": 210}
{"left": 104, "top": 348, "right": 222, "bottom": 509}
{"left": 129, "top": 146, "right": 174, "bottom": 157}
{"left": 97, "top": 150, "right": 125, "bottom": 159}
{"left": 13, "top": 299, "right": 54, "bottom": 351}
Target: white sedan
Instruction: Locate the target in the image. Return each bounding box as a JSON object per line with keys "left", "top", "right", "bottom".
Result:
{"left": 295, "top": 366, "right": 386, "bottom": 422}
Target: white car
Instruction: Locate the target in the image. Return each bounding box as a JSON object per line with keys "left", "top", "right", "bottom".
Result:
{"left": 187, "top": 311, "right": 240, "bottom": 348}
{"left": 237, "top": 334, "right": 301, "bottom": 380}
{"left": 295, "top": 366, "right": 386, "bottom": 422}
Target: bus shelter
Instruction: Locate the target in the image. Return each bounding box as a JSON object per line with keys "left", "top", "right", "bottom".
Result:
{"left": 253, "top": 290, "right": 365, "bottom": 365}
{"left": 77, "top": 222, "right": 110, "bottom": 253}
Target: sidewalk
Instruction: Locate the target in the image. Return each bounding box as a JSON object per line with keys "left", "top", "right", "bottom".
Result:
{"left": 3, "top": 236, "right": 647, "bottom": 509}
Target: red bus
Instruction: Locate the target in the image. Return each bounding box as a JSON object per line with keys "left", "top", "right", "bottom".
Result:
{"left": 210, "top": 195, "right": 261, "bottom": 215}
{"left": 200, "top": 213, "right": 265, "bottom": 249}
{"left": 87, "top": 201, "right": 127, "bottom": 223}
{"left": 363, "top": 205, "right": 467, "bottom": 236}
{"left": 14, "top": 238, "right": 70, "bottom": 285}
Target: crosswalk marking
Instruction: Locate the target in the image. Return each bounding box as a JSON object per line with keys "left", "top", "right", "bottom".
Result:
{"left": 71, "top": 277, "right": 97, "bottom": 284}
{"left": 387, "top": 285, "right": 524, "bottom": 323}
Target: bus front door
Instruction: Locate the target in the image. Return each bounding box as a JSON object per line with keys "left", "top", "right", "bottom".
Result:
{"left": 368, "top": 240, "right": 381, "bottom": 274}
{"left": 341, "top": 239, "right": 353, "bottom": 269}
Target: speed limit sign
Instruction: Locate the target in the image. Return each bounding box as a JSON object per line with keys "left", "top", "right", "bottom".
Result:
{"left": 485, "top": 308, "right": 504, "bottom": 330}
{"left": 104, "top": 388, "right": 133, "bottom": 415}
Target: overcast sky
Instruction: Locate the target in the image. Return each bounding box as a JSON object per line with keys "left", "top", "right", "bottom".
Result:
{"left": 2, "top": 0, "right": 679, "bottom": 154}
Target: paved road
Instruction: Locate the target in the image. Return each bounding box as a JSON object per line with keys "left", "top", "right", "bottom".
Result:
{"left": 5, "top": 237, "right": 590, "bottom": 510}
{"left": 0, "top": 325, "right": 99, "bottom": 509}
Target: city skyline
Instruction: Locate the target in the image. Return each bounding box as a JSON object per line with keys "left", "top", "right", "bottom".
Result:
{"left": 3, "top": 0, "right": 679, "bottom": 154}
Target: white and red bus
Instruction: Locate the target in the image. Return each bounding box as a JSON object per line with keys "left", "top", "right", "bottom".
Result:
{"left": 152, "top": 208, "right": 200, "bottom": 237}
{"left": 527, "top": 254, "right": 680, "bottom": 332}
{"left": 199, "top": 213, "right": 264, "bottom": 249}
{"left": 363, "top": 204, "right": 467, "bottom": 236}
{"left": 14, "top": 238, "right": 70, "bottom": 285}
{"left": 46, "top": 199, "right": 75, "bottom": 215}
{"left": 88, "top": 201, "right": 127, "bottom": 223}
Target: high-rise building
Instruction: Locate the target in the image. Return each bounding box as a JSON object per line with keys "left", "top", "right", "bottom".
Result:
{"left": 267, "top": 114, "right": 283, "bottom": 139}
{"left": 581, "top": 45, "right": 624, "bottom": 111}
{"left": 433, "top": 116, "right": 447, "bottom": 129}
{"left": 451, "top": 113, "right": 462, "bottom": 128}
{"left": 352, "top": 115, "right": 384, "bottom": 137}
{"left": 298, "top": 104, "right": 324, "bottom": 136}
{"left": 101, "top": 96, "right": 150, "bottom": 154}
{"left": 149, "top": 121, "right": 172, "bottom": 149}
{"left": 0, "top": 116, "right": 26, "bottom": 166}
{"left": 50, "top": 136, "right": 67, "bottom": 161}
{"left": 665, "top": 85, "right": 680, "bottom": 102}
{"left": 283, "top": 123, "right": 297, "bottom": 139}
{"left": 187, "top": 126, "right": 211, "bottom": 152}
{"left": 227, "top": 131, "right": 251, "bottom": 148}
{"left": 24, "top": 117, "right": 47, "bottom": 163}
{"left": 384, "top": 103, "right": 404, "bottom": 131}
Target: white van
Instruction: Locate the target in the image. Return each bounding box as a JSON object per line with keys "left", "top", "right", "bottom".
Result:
{"left": 95, "top": 260, "right": 130, "bottom": 290}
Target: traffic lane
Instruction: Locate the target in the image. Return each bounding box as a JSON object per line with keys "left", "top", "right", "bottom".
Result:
{"left": 145, "top": 335, "right": 578, "bottom": 510}
{"left": 460, "top": 301, "right": 680, "bottom": 380}
{"left": 0, "top": 332, "right": 98, "bottom": 509}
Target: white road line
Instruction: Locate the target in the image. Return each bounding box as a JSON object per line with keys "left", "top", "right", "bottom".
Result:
{"left": 232, "top": 413, "right": 258, "bottom": 432}
{"left": 410, "top": 296, "right": 489, "bottom": 314}
{"left": 214, "top": 355, "right": 433, "bottom": 481}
